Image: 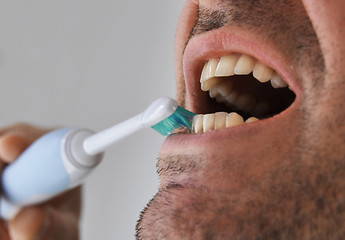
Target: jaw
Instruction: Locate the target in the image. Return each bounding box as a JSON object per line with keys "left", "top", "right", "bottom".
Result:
{"left": 153, "top": 20, "right": 309, "bottom": 235}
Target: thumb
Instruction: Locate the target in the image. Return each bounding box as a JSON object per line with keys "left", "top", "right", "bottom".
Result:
{"left": 9, "top": 206, "right": 79, "bottom": 240}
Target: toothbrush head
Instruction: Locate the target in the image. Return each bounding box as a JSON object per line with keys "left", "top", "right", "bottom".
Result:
{"left": 151, "top": 99, "right": 196, "bottom": 136}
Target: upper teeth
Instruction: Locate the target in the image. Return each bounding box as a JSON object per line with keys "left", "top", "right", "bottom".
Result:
{"left": 200, "top": 53, "right": 289, "bottom": 115}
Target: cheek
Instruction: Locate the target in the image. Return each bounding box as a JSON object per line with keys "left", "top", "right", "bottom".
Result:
{"left": 301, "top": 0, "right": 345, "bottom": 130}
{"left": 302, "top": 0, "right": 345, "bottom": 75}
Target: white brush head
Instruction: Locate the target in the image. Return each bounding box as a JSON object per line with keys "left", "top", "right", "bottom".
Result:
{"left": 83, "top": 97, "right": 179, "bottom": 155}
{"left": 141, "top": 97, "right": 178, "bottom": 126}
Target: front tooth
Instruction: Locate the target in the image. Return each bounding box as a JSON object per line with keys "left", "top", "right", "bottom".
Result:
{"left": 200, "top": 59, "right": 218, "bottom": 83}
{"left": 200, "top": 59, "right": 220, "bottom": 91}
{"left": 192, "top": 114, "right": 203, "bottom": 133}
{"left": 271, "top": 73, "right": 288, "bottom": 88}
{"left": 203, "top": 114, "right": 215, "bottom": 132}
{"left": 201, "top": 78, "right": 221, "bottom": 91}
{"left": 253, "top": 62, "right": 275, "bottom": 83}
{"left": 214, "top": 112, "right": 228, "bottom": 130}
{"left": 215, "top": 54, "right": 239, "bottom": 77}
{"left": 245, "top": 117, "right": 259, "bottom": 123}
{"left": 226, "top": 112, "right": 244, "bottom": 127}
{"left": 234, "top": 54, "right": 256, "bottom": 75}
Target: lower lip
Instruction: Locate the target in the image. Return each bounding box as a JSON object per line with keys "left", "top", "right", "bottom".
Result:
{"left": 163, "top": 119, "right": 262, "bottom": 149}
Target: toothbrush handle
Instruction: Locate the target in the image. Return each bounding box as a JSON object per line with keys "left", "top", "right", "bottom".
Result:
{"left": 0, "top": 128, "right": 103, "bottom": 220}
{"left": 83, "top": 114, "right": 144, "bottom": 155}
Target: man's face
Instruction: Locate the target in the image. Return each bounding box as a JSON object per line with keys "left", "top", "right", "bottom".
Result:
{"left": 137, "top": 0, "right": 345, "bottom": 239}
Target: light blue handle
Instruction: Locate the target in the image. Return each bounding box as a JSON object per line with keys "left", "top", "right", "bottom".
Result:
{"left": 1, "top": 128, "right": 72, "bottom": 206}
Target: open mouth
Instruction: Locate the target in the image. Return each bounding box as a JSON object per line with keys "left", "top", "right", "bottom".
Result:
{"left": 190, "top": 53, "right": 296, "bottom": 134}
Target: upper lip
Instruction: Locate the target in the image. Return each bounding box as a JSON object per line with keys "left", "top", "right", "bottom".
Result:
{"left": 157, "top": 26, "right": 302, "bottom": 186}
{"left": 182, "top": 25, "right": 302, "bottom": 114}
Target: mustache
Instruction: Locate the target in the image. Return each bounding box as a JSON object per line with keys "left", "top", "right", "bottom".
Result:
{"left": 189, "top": 0, "right": 323, "bottom": 74}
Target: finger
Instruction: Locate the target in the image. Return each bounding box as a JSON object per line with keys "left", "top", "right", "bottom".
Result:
{"left": 39, "top": 207, "right": 79, "bottom": 240}
{"left": 0, "top": 134, "right": 30, "bottom": 163}
{"left": 9, "top": 206, "right": 79, "bottom": 240}
{"left": 0, "top": 123, "right": 50, "bottom": 144}
{"left": 8, "top": 187, "right": 81, "bottom": 240}
{"left": 0, "top": 220, "right": 10, "bottom": 240}
{"left": 48, "top": 187, "right": 82, "bottom": 217}
{"left": 8, "top": 206, "right": 46, "bottom": 240}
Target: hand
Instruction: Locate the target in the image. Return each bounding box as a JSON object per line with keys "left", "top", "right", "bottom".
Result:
{"left": 0, "top": 123, "right": 81, "bottom": 240}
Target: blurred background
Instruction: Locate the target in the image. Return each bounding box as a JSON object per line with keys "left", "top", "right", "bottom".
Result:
{"left": 0, "top": 0, "right": 185, "bottom": 239}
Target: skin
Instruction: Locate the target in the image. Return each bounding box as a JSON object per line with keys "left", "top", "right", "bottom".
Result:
{"left": 0, "top": 124, "right": 80, "bottom": 240}
{"left": 1, "top": 0, "right": 344, "bottom": 239}
{"left": 136, "top": 0, "right": 345, "bottom": 239}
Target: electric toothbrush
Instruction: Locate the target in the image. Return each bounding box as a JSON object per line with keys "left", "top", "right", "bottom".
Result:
{"left": 0, "top": 97, "right": 195, "bottom": 220}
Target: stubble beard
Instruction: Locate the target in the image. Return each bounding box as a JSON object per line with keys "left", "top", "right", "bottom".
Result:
{"left": 136, "top": 0, "right": 345, "bottom": 239}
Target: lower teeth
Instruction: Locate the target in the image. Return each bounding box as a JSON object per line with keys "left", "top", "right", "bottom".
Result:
{"left": 192, "top": 112, "right": 258, "bottom": 133}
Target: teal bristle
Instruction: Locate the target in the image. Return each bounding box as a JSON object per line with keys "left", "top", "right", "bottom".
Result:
{"left": 152, "top": 106, "right": 196, "bottom": 136}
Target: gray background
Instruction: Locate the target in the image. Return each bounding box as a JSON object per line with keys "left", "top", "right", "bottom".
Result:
{"left": 0, "top": 1, "right": 184, "bottom": 239}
